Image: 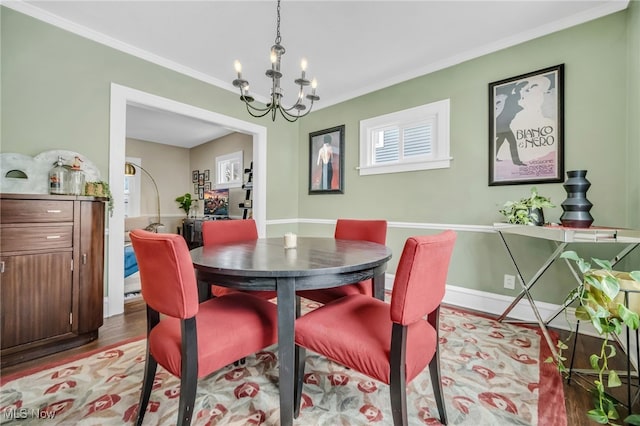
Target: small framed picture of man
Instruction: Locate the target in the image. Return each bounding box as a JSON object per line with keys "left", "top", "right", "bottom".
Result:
{"left": 488, "top": 64, "right": 564, "bottom": 186}
{"left": 309, "top": 125, "right": 345, "bottom": 194}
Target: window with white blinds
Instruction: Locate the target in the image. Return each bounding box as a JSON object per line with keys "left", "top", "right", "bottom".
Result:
{"left": 216, "top": 151, "right": 243, "bottom": 188}
{"left": 359, "top": 99, "right": 450, "bottom": 175}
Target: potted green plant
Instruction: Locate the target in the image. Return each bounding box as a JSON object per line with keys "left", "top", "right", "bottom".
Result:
{"left": 175, "top": 193, "right": 196, "bottom": 217}
{"left": 499, "top": 186, "right": 555, "bottom": 225}
{"left": 550, "top": 251, "right": 640, "bottom": 425}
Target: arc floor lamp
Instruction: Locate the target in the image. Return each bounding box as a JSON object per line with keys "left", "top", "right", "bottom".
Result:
{"left": 124, "top": 162, "right": 163, "bottom": 229}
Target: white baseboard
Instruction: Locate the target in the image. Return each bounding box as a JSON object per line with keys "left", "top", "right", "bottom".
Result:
{"left": 386, "top": 274, "right": 638, "bottom": 369}
{"left": 383, "top": 274, "right": 590, "bottom": 335}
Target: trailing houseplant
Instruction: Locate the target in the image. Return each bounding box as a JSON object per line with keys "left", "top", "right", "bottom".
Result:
{"left": 499, "top": 186, "right": 555, "bottom": 225}
{"left": 85, "top": 180, "right": 114, "bottom": 217}
{"left": 549, "top": 251, "right": 640, "bottom": 425}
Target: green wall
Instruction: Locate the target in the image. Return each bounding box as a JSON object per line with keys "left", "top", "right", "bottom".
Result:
{"left": 0, "top": 7, "right": 299, "bottom": 222}
{"left": 296, "top": 9, "right": 639, "bottom": 303}
{"left": 628, "top": 0, "right": 640, "bottom": 230}
{"left": 2, "top": 5, "right": 638, "bottom": 307}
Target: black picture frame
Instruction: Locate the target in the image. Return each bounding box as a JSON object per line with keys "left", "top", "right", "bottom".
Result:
{"left": 198, "top": 187, "right": 204, "bottom": 200}
{"left": 309, "top": 125, "right": 345, "bottom": 194}
{"left": 488, "top": 64, "right": 564, "bottom": 186}
{"left": 204, "top": 182, "right": 211, "bottom": 191}
{"left": 193, "top": 183, "right": 198, "bottom": 194}
{"left": 192, "top": 170, "right": 199, "bottom": 183}
{"left": 198, "top": 173, "right": 205, "bottom": 186}
{"left": 204, "top": 169, "right": 210, "bottom": 181}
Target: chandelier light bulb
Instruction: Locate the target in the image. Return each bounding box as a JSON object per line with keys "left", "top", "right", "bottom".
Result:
{"left": 270, "top": 50, "right": 277, "bottom": 64}
{"left": 234, "top": 60, "right": 242, "bottom": 73}
{"left": 301, "top": 58, "right": 307, "bottom": 71}
{"left": 312, "top": 79, "right": 318, "bottom": 89}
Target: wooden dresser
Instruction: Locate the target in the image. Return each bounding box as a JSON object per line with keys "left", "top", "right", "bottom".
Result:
{"left": 0, "top": 193, "right": 107, "bottom": 367}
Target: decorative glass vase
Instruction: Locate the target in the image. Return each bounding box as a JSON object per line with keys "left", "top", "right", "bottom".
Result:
{"left": 48, "top": 156, "right": 69, "bottom": 195}
{"left": 560, "top": 170, "right": 594, "bottom": 228}
{"left": 68, "top": 169, "right": 86, "bottom": 195}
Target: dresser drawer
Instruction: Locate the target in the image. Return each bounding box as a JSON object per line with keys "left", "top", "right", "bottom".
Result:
{"left": 0, "top": 225, "right": 73, "bottom": 252}
{"left": 0, "top": 200, "right": 74, "bottom": 223}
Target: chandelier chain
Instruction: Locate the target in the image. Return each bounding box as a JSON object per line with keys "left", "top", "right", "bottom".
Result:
{"left": 275, "top": 0, "right": 281, "bottom": 45}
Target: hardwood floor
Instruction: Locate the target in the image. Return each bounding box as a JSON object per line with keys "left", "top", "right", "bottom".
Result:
{"left": 2, "top": 302, "right": 638, "bottom": 424}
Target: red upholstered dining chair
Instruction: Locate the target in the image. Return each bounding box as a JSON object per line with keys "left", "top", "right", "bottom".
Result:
{"left": 297, "top": 218, "right": 387, "bottom": 304}
{"left": 294, "top": 230, "right": 457, "bottom": 426}
{"left": 201, "top": 219, "right": 276, "bottom": 299}
{"left": 129, "top": 229, "right": 278, "bottom": 426}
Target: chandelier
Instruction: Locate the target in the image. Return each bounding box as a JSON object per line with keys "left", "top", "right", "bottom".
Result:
{"left": 232, "top": 0, "right": 319, "bottom": 122}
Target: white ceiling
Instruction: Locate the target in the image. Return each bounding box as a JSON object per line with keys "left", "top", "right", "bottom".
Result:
{"left": 9, "top": 0, "right": 629, "bottom": 147}
{"left": 126, "top": 104, "right": 233, "bottom": 147}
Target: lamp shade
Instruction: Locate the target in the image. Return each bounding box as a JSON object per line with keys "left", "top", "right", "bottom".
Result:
{"left": 124, "top": 163, "right": 137, "bottom": 176}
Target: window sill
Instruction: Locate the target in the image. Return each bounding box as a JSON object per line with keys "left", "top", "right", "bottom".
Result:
{"left": 358, "top": 157, "right": 452, "bottom": 176}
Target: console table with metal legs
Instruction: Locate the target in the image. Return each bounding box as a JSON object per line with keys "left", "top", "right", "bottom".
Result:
{"left": 493, "top": 224, "right": 640, "bottom": 363}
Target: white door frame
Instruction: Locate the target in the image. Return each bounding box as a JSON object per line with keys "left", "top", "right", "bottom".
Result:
{"left": 108, "top": 83, "right": 267, "bottom": 317}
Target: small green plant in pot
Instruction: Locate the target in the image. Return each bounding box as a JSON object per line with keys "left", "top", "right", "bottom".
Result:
{"left": 499, "top": 186, "right": 555, "bottom": 225}
{"left": 549, "top": 251, "right": 640, "bottom": 425}
{"left": 175, "top": 193, "right": 196, "bottom": 217}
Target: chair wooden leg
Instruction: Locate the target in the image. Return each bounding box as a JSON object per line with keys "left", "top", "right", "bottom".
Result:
{"left": 390, "top": 323, "right": 408, "bottom": 426}
{"left": 389, "top": 375, "right": 408, "bottom": 426}
{"left": 177, "top": 317, "right": 199, "bottom": 426}
{"left": 428, "top": 308, "right": 447, "bottom": 425}
{"left": 177, "top": 372, "right": 198, "bottom": 426}
{"left": 294, "top": 345, "right": 306, "bottom": 418}
{"left": 136, "top": 350, "right": 158, "bottom": 426}
{"left": 428, "top": 353, "right": 447, "bottom": 425}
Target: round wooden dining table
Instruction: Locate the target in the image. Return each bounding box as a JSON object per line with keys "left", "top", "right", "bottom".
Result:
{"left": 190, "top": 236, "right": 392, "bottom": 426}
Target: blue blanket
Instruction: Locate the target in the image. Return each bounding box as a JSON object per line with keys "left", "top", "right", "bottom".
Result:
{"left": 124, "top": 245, "right": 139, "bottom": 278}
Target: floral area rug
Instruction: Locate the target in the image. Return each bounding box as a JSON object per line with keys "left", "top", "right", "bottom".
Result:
{"left": 0, "top": 303, "right": 566, "bottom": 425}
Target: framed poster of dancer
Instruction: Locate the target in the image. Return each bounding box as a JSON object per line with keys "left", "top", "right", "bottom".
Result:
{"left": 309, "top": 125, "right": 345, "bottom": 194}
{"left": 489, "top": 64, "right": 564, "bottom": 186}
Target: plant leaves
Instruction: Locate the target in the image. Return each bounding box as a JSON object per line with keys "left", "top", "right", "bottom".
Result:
{"left": 600, "top": 275, "right": 620, "bottom": 300}
{"left": 618, "top": 304, "right": 640, "bottom": 329}
{"left": 593, "top": 257, "right": 613, "bottom": 271}
{"left": 608, "top": 369, "right": 622, "bottom": 388}
{"left": 590, "top": 354, "right": 601, "bottom": 370}
{"left": 586, "top": 408, "right": 609, "bottom": 424}
{"left": 624, "top": 414, "right": 640, "bottom": 425}
{"left": 561, "top": 250, "right": 581, "bottom": 262}
{"left": 575, "top": 306, "right": 591, "bottom": 321}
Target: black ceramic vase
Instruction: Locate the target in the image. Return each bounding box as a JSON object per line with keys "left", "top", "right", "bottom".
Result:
{"left": 560, "top": 170, "right": 594, "bottom": 228}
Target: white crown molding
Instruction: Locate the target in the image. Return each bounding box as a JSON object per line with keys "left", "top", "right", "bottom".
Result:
{"left": 317, "top": 0, "right": 630, "bottom": 109}
{"left": 3, "top": 0, "right": 628, "bottom": 111}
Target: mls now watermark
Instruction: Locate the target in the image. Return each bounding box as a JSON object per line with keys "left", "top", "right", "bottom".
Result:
{"left": 3, "top": 408, "right": 56, "bottom": 420}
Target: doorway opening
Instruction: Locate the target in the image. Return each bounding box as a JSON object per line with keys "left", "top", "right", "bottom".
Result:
{"left": 108, "top": 83, "right": 267, "bottom": 317}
